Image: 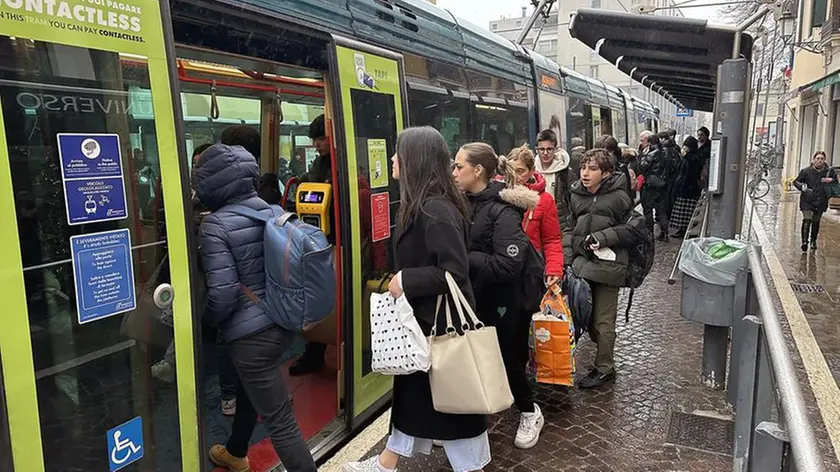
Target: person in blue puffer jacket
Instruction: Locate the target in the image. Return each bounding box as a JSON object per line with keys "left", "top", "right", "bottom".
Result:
{"left": 193, "top": 143, "right": 317, "bottom": 472}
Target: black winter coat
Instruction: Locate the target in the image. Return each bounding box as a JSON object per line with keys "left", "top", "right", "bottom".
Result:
{"left": 466, "top": 182, "right": 538, "bottom": 327}
{"left": 563, "top": 173, "right": 636, "bottom": 287}
{"left": 675, "top": 149, "right": 705, "bottom": 200}
{"left": 193, "top": 144, "right": 276, "bottom": 343}
{"left": 638, "top": 146, "right": 669, "bottom": 189}
{"left": 794, "top": 165, "right": 838, "bottom": 213}
{"left": 391, "top": 196, "right": 487, "bottom": 440}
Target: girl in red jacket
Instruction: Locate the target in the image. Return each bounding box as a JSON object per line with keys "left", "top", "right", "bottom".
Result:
{"left": 508, "top": 144, "right": 565, "bottom": 285}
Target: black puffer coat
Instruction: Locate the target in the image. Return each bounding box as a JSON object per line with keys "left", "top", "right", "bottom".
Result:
{"left": 193, "top": 144, "right": 275, "bottom": 343}
{"left": 675, "top": 149, "right": 705, "bottom": 200}
{"left": 638, "top": 146, "right": 669, "bottom": 189}
{"left": 563, "top": 173, "right": 636, "bottom": 287}
{"left": 794, "top": 165, "right": 838, "bottom": 213}
{"left": 466, "top": 181, "right": 538, "bottom": 327}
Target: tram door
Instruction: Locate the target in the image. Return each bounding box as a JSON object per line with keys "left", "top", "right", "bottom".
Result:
{"left": 327, "top": 37, "right": 406, "bottom": 427}
{"left": 0, "top": 2, "right": 200, "bottom": 472}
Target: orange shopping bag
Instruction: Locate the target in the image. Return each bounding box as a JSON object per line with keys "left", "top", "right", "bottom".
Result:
{"left": 530, "top": 283, "right": 576, "bottom": 386}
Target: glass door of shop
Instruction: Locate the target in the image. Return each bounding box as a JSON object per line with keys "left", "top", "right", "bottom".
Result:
{"left": 0, "top": 2, "right": 199, "bottom": 471}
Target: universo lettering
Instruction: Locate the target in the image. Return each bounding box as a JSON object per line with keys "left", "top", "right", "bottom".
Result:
{"left": 1, "top": 0, "right": 142, "bottom": 33}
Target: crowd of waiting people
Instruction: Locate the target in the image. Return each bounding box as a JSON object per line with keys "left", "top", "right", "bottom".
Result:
{"left": 186, "top": 121, "right": 716, "bottom": 472}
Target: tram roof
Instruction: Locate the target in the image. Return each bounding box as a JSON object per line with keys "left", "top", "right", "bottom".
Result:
{"left": 569, "top": 8, "right": 754, "bottom": 112}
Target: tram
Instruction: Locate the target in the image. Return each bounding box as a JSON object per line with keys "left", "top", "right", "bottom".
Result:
{"left": 0, "top": 1, "right": 660, "bottom": 471}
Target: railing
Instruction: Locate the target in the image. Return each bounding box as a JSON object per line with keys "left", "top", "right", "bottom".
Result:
{"left": 820, "top": 15, "right": 840, "bottom": 44}
{"left": 728, "top": 246, "right": 824, "bottom": 471}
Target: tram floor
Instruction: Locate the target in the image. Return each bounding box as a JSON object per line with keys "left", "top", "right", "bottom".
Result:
{"left": 205, "top": 337, "right": 340, "bottom": 472}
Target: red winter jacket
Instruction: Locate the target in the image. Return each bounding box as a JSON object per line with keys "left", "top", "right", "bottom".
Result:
{"left": 522, "top": 172, "right": 564, "bottom": 277}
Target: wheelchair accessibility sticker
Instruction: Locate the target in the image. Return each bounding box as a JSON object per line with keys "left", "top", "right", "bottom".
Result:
{"left": 107, "top": 416, "right": 144, "bottom": 471}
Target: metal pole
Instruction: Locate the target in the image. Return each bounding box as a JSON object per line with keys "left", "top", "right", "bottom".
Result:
{"left": 732, "top": 6, "right": 771, "bottom": 59}
{"left": 747, "top": 247, "right": 825, "bottom": 471}
{"left": 758, "top": 26, "right": 780, "bottom": 150}
{"left": 516, "top": 0, "right": 554, "bottom": 45}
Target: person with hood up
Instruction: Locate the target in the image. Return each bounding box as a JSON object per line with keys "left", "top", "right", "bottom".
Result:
{"left": 453, "top": 142, "right": 545, "bottom": 450}
{"left": 564, "top": 148, "right": 640, "bottom": 389}
{"left": 794, "top": 151, "right": 838, "bottom": 251}
{"left": 507, "top": 144, "right": 564, "bottom": 285}
{"left": 193, "top": 144, "right": 317, "bottom": 472}
{"left": 535, "top": 129, "right": 575, "bottom": 231}
{"left": 669, "top": 136, "right": 705, "bottom": 238}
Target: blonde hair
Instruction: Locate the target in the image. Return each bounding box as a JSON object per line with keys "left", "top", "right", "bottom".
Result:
{"left": 507, "top": 143, "right": 535, "bottom": 171}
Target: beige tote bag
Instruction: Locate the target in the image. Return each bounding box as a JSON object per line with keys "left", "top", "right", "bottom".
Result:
{"left": 428, "top": 272, "right": 514, "bottom": 415}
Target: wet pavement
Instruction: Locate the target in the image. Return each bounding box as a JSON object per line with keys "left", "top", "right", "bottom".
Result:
{"left": 750, "top": 190, "right": 840, "bottom": 386}
{"left": 324, "top": 242, "right": 736, "bottom": 471}
{"left": 320, "top": 184, "right": 840, "bottom": 472}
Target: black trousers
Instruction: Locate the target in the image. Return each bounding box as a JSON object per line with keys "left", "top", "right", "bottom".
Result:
{"left": 641, "top": 187, "right": 669, "bottom": 235}
{"left": 494, "top": 307, "right": 535, "bottom": 413}
{"left": 226, "top": 327, "right": 317, "bottom": 472}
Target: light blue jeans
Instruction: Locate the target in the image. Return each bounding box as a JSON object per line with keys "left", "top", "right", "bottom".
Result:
{"left": 385, "top": 428, "right": 490, "bottom": 472}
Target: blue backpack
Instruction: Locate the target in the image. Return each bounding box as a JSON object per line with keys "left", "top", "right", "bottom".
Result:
{"left": 229, "top": 204, "right": 336, "bottom": 332}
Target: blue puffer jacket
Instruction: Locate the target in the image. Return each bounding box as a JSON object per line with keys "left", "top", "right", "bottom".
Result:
{"left": 192, "top": 144, "right": 275, "bottom": 343}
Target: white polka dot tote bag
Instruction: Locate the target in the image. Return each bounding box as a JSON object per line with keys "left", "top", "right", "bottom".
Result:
{"left": 369, "top": 292, "right": 431, "bottom": 375}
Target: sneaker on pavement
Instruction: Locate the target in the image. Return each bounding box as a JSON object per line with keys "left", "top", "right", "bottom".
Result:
{"left": 151, "top": 360, "right": 175, "bottom": 383}
{"left": 343, "top": 455, "right": 396, "bottom": 472}
{"left": 221, "top": 397, "right": 237, "bottom": 416}
{"left": 209, "top": 444, "right": 250, "bottom": 472}
{"left": 432, "top": 439, "right": 443, "bottom": 447}
{"left": 578, "top": 368, "right": 616, "bottom": 389}
{"left": 514, "top": 403, "right": 544, "bottom": 449}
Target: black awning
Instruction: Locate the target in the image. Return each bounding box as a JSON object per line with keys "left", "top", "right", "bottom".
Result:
{"left": 569, "top": 8, "right": 753, "bottom": 112}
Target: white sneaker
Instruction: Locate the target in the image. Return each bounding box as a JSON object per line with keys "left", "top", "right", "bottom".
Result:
{"left": 151, "top": 360, "right": 175, "bottom": 383}
{"left": 343, "top": 456, "right": 396, "bottom": 472}
{"left": 432, "top": 439, "right": 443, "bottom": 447}
{"left": 514, "top": 403, "right": 544, "bottom": 449}
{"left": 221, "top": 397, "right": 237, "bottom": 416}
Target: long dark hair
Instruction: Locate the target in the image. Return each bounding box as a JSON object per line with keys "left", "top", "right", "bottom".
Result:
{"left": 396, "top": 126, "right": 469, "bottom": 228}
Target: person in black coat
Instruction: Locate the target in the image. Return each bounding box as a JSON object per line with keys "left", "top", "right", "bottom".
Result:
{"left": 793, "top": 151, "right": 838, "bottom": 251}
{"left": 453, "top": 142, "right": 545, "bottom": 450}
{"left": 344, "top": 127, "right": 491, "bottom": 472}
{"left": 637, "top": 131, "right": 671, "bottom": 241}
{"left": 669, "top": 136, "right": 705, "bottom": 238}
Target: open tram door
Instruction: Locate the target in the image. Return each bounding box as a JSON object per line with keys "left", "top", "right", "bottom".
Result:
{"left": 326, "top": 35, "right": 407, "bottom": 429}
{"left": 0, "top": 1, "right": 202, "bottom": 471}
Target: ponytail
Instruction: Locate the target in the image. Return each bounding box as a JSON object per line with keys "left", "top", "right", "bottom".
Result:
{"left": 497, "top": 155, "right": 516, "bottom": 189}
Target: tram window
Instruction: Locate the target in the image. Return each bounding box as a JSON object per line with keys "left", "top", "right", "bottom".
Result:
{"left": 537, "top": 90, "right": 568, "bottom": 149}
{"left": 0, "top": 37, "right": 179, "bottom": 470}
{"left": 278, "top": 103, "right": 325, "bottom": 197}
{"left": 613, "top": 107, "right": 628, "bottom": 144}
{"left": 407, "top": 88, "right": 471, "bottom": 155}
{"left": 472, "top": 103, "right": 529, "bottom": 156}
{"left": 181, "top": 92, "right": 261, "bottom": 158}
{"left": 600, "top": 108, "right": 613, "bottom": 137}
{"left": 568, "top": 97, "right": 589, "bottom": 150}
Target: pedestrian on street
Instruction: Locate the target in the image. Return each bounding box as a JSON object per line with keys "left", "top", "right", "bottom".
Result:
{"left": 794, "top": 151, "right": 838, "bottom": 251}
{"left": 669, "top": 136, "right": 705, "bottom": 238}
{"left": 453, "top": 142, "right": 546, "bottom": 450}
{"left": 595, "top": 135, "right": 635, "bottom": 201}
{"left": 344, "top": 127, "right": 490, "bottom": 472}
{"left": 508, "top": 144, "right": 564, "bottom": 285}
{"left": 637, "top": 131, "right": 671, "bottom": 241}
{"left": 564, "top": 149, "right": 637, "bottom": 389}
{"left": 535, "top": 129, "right": 575, "bottom": 232}
{"left": 659, "top": 130, "right": 681, "bottom": 221}
{"left": 193, "top": 144, "right": 317, "bottom": 472}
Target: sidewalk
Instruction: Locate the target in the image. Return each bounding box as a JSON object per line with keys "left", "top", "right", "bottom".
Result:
{"left": 323, "top": 242, "right": 736, "bottom": 472}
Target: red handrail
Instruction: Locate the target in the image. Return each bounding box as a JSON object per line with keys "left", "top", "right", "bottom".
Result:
{"left": 177, "top": 62, "right": 325, "bottom": 100}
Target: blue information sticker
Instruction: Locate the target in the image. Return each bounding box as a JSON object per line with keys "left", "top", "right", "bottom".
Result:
{"left": 70, "top": 229, "right": 136, "bottom": 324}
{"left": 106, "top": 416, "right": 144, "bottom": 471}
{"left": 57, "top": 133, "right": 129, "bottom": 225}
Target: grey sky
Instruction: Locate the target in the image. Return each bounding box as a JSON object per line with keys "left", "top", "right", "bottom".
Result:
{"left": 434, "top": 0, "right": 735, "bottom": 30}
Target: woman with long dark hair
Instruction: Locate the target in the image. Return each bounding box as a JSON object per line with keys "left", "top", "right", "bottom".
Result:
{"left": 344, "top": 127, "right": 490, "bottom": 472}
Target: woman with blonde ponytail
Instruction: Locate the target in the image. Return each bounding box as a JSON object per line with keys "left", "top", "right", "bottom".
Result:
{"left": 452, "top": 143, "right": 546, "bottom": 450}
